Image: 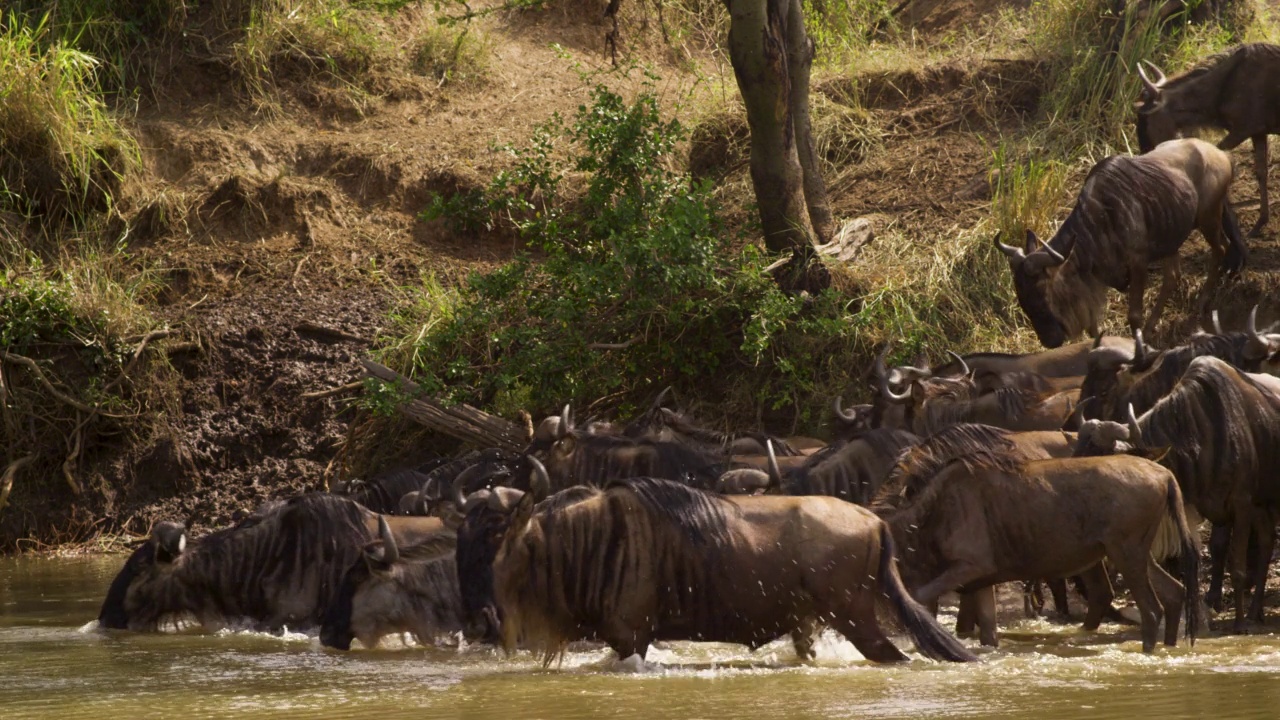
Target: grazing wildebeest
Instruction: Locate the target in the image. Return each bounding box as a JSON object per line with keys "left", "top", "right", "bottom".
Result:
{"left": 872, "top": 449, "right": 1200, "bottom": 653}
{"left": 493, "top": 475, "right": 977, "bottom": 664}
{"left": 319, "top": 517, "right": 462, "bottom": 650}
{"left": 97, "top": 494, "right": 455, "bottom": 634}
{"left": 1118, "top": 357, "right": 1280, "bottom": 631}
{"left": 996, "top": 138, "right": 1242, "bottom": 347}
{"left": 1136, "top": 43, "right": 1280, "bottom": 236}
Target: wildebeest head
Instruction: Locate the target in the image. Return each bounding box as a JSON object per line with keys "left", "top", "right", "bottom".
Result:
{"left": 830, "top": 396, "right": 875, "bottom": 442}
{"left": 98, "top": 521, "right": 188, "bottom": 631}
{"left": 1080, "top": 334, "right": 1138, "bottom": 419}
{"left": 448, "top": 457, "right": 549, "bottom": 643}
{"left": 996, "top": 230, "right": 1076, "bottom": 349}
{"left": 319, "top": 516, "right": 459, "bottom": 650}
{"left": 1134, "top": 61, "right": 1176, "bottom": 153}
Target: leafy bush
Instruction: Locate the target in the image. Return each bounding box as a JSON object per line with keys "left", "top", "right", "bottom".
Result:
{"left": 383, "top": 80, "right": 861, "bottom": 425}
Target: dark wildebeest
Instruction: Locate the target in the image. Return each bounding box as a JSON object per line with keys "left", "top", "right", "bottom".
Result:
{"left": 1082, "top": 309, "right": 1280, "bottom": 423}
{"left": 97, "top": 494, "right": 455, "bottom": 634}
{"left": 338, "top": 458, "right": 450, "bottom": 514}
{"left": 718, "top": 430, "right": 920, "bottom": 506}
{"left": 1136, "top": 43, "right": 1280, "bottom": 236}
{"left": 1113, "top": 357, "right": 1280, "bottom": 631}
{"left": 493, "top": 475, "right": 976, "bottom": 664}
{"left": 996, "top": 138, "right": 1242, "bottom": 347}
{"left": 535, "top": 407, "right": 725, "bottom": 491}
{"left": 871, "top": 448, "right": 1200, "bottom": 653}
{"left": 319, "top": 517, "right": 462, "bottom": 650}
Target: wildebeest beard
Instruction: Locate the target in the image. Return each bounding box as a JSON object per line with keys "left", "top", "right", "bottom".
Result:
{"left": 98, "top": 493, "right": 373, "bottom": 633}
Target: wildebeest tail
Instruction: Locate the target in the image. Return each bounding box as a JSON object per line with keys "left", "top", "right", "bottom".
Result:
{"left": 877, "top": 524, "right": 977, "bottom": 662}
{"left": 1166, "top": 476, "right": 1201, "bottom": 645}
{"left": 1223, "top": 204, "right": 1246, "bottom": 274}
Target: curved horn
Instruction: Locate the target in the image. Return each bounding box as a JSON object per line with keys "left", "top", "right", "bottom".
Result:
{"left": 1248, "top": 306, "right": 1267, "bottom": 355}
{"left": 1127, "top": 404, "right": 1143, "bottom": 447}
{"left": 1136, "top": 62, "right": 1160, "bottom": 97}
{"left": 1142, "top": 59, "right": 1167, "bottom": 87}
{"left": 766, "top": 440, "right": 782, "bottom": 489}
{"left": 377, "top": 515, "right": 399, "bottom": 564}
{"left": 1092, "top": 333, "right": 1104, "bottom": 350}
{"left": 946, "top": 350, "right": 970, "bottom": 377}
{"left": 451, "top": 463, "right": 488, "bottom": 508}
{"left": 832, "top": 395, "right": 858, "bottom": 422}
{"left": 994, "top": 233, "right": 1026, "bottom": 262}
{"left": 1209, "top": 310, "right": 1223, "bottom": 336}
{"left": 652, "top": 386, "right": 673, "bottom": 410}
{"left": 1133, "top": 329, "right": 1147, "bottom": 368}
{"left": 1035, "top": 235, "right": 1066, "bottom": 265}
{"left": 1062, "top": 395, "right": 1094, "bottom": 430}
{"left": 526, "top": 455, "right": 550, "bottom": 500}
{"left": 561, "top": 404, "right": 575, "bottom": 436}
{"left": 875, "top": 345, "right": 913, "bottom": 404}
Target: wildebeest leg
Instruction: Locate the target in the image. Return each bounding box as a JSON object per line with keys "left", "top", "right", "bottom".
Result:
{"left": 1079, "top": 563, "right": 1114, "bottom": 632}
{"left": 975, "top": 585, "right": 998, "bottom": 648}
{"left": 1144, "top": 256, "right": 1180, "bottom": 336}
{"left": 791, "top": 616, "right": 819, "bottom": 661}
{"left": 1250, "top": 134, "right": 1270, "bottom": 237}
{"left": 912, "top": 562, "right": 993, "bottom": 611}
{"left": 1109, "top": 549, "right": 1162, "bottom": 654}
{"left": 1021, "top": 581, "right": 1045, "bottom": 618}
{"left": 1147, "top": 557, "right": 1185, "bottom": 647}
{"left": 1126, "top": 266, "right": 1149, "bottom": 336}
{"left": 1247, "top": 509, "right": 1275, "bottom": 625}
{"left": 1207, "top": 523, "right": 1230, "bottom": 613}
{"left": 832, "top": 593, "right": 910, "bottom": 663}
{"left": 1049, "top": 578, "right": 1070, "bottom": 620}
{"left": 1229, "top": 505, "right": 1254, "bottom": 633}
{"left": 956, "top": 592, "right": 977, "bottom": 636}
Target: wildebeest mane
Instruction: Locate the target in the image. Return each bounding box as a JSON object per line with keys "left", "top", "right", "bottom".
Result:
{"left": 1140, "top": 357, "right": 1280, "bottom": 506}
{"left": 1113, "top": 332, "right": 1257, "bottom": 418}
{"left": 503, "top": 478, "right": 737, "bottom": 663}
{"left": 785, "top": 428, "right": 918, "bottom": 503}
{"left": 608, "top": 476, "right": 738, "bottom": 548}
{"left": 873, "top": 424, "right": 1023, "bottom": 511}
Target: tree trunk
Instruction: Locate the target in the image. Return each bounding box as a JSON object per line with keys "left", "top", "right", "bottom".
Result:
{"left": 726, "top": 0, "right": 814, "bottom": 256}
{"left": 784, "top": 0, "right": 835, "bottom": 244}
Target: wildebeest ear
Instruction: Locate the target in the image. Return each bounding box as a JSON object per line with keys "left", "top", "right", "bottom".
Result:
{"left": 508, "top": 490, "right": 536, "bottom": 531}
{"left": 151, "top": 521, "right": 187, "bottom": 564}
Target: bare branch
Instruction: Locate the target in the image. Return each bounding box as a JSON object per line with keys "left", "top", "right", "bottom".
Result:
{"left": 587, "top": 337, "right": 639, "bottom": 350}
{"left": 0, "top": 455, "right": 35, "bottom": 512}
{"left": 301, "top": 380, "right": 364, "bottom": 400}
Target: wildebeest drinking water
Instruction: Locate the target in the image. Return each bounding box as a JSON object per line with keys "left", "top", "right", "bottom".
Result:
{"left": 1136, "top": 43, "right": 1280, "bottom": 236}
{"left": 996, "top": 138, "right": 1242, "bottom": 347}
{"left": 97, "top": 493, "right": 456, "bottom": 635}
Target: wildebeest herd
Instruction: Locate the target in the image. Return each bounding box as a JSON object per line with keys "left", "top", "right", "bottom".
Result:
{"left": 97, "top": 44, "right": 1280, "bottom": 667}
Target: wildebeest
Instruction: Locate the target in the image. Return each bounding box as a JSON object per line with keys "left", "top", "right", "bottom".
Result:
{"left": 337, "top": 458, "right": 449, "bottom": 514}
{"left": 493, "top": 476, "right": 977, "bottom": 664}
{"left": 1082, "top": 310, "right": 1280, "bottom": 423}
{"left": 1116, "top": 357, "right": 1280, "bottom": 630}
{"left": 97, "top": 494, "right": 455, "bottom": 634}
{"left": 872, "top": 448, "right": 1200, "bottom": 653}
{"left": 1136, "top": 43, "right": 1280, "bottom": 236}
{"left": 536, "top": 407, "right": 725, "bottom": 490}
{"left": 319, "top": 517, "right": 462, "bottom": 650}
{"left": 996, "top": 138, "right": 1242, "bottom": 347}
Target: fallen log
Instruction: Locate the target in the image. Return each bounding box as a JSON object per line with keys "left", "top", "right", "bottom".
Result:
{"left": 360, "top": 360, "right": 528, "bottom": 452}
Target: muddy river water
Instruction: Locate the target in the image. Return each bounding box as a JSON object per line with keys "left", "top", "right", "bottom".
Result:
{"left": 3, "top": 555, "right": 1280, "bottom": 719}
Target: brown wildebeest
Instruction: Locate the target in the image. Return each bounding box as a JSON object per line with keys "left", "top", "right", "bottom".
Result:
{"left": 1136, "top": 43, "right": 1280, "bottom": 236}
{"left": 1122, "top": 356, "right": 1280, "bottom": 631}
{"left": 1081, "top": 309, "right": 1280, "bottom": 424}
{"left": 878, "top": 357, "right": 1081, "bottom": 437}
{"left": 718, "top": 430, "right": 919, "bottom": 504}
{"left": 872, "top": 451, "right": 1200, "bottom": 653}
{"left": 996, "top": 138, "right": 1242, "bottom": 347}
{"left": 493, "top": 475, "right": 977, "bottom": 665}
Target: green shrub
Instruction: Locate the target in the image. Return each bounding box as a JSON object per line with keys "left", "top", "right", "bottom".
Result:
{"left": 383, "top": 80, "right": 861, "bottom": 425}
